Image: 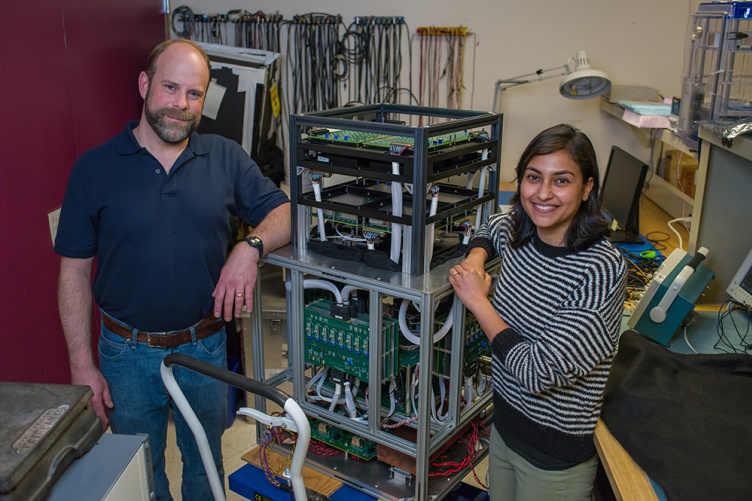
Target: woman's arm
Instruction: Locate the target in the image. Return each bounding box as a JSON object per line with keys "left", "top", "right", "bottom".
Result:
{"left": 449, "top": 261, "right": 508, "bottom": 343}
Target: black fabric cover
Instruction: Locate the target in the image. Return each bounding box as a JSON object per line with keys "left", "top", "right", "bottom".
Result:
{"left": 307, "top": 240, "right": 401, "bottom": 271}
{"left": 361, "top": 249, "right": 401, "bottom": 271}
{"left": 430, "top": 242, "right": 468, "bottom": 268}
{"left": 601, "top": 330, "right": 752, "bottom": 501}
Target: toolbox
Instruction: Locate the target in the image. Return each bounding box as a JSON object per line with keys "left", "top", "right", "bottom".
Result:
{"left": 0, "top": 382, "right": 103, "bottom": 501}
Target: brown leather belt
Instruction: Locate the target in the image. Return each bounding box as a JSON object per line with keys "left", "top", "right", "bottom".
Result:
{"left": 102, "top": 312, "right": 225, "bottom": 348}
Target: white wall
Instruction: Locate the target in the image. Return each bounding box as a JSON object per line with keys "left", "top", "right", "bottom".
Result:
{"left": 174, "top": 0, "right": 703, "bottom": 182}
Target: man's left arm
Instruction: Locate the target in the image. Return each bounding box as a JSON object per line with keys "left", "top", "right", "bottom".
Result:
{"left": 213, "top": 202, "right": 291, "bottom": 321}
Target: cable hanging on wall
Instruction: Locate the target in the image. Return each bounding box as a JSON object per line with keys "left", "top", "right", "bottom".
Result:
{"left": 340, "top": 17, "right": 412, "bottom": 107}
{"left": 414, "top": 26, "right": 478, "bottom": 123}
{"left": 172, "top": 7, "right": 421, "bottom": 116}
{"left": 284, "top": 13, "right": 343, "bottom": 114}
{"left": 233, "top": 11, "right": 283, "bottom": 53}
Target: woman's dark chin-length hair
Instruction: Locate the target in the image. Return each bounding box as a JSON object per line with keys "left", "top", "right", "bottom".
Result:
{"left": 507, "top": 123, "right": 610, "bottom": 251}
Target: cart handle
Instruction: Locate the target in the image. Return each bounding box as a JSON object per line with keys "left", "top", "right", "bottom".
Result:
{"left": 163, "top": 352, "right": 288, "bottom": 406}
{"left": 160, "top": 353, "right": 311, "bottom": 501}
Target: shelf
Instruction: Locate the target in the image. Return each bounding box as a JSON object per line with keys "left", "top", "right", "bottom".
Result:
{"left": 644, "top": 175, "right": 694, "bottom": 219}
{"left": 601, "top": 97, "right": 699, "bottom": 218}
{"left": 655, "top": 129, "right": 697, "bottom": 159}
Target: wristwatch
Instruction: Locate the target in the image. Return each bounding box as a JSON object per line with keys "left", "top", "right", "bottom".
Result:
{"left": 244, "top": 235, "right": 264, "bottom": 257}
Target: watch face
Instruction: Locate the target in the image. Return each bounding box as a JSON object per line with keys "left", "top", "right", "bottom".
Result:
{"left": 246, "top": 236, "right": 263, "bottom": 254}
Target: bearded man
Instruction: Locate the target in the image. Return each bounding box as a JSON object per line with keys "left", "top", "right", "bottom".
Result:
{"left": 55, "top": 39, "right": 290, "bottom": 500}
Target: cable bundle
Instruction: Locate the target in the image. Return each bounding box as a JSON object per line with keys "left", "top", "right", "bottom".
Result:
{"left": 715, "top": 300, "right": 752, "bottom": 354}
{"left": 342, "top": 17, "right": 410, "bottom": 106}
{"left": 259, "top": 425, "right": 296, "bottom": 489}
{"left": 171, "top": 7, "right": 424, "bottom": 116}
{"left": 234, "top": 11, "right": 283, "bottom": 52}
{"left": 428, "top": 419, "right": 489, "bottom": 482}
{"left": 285, "top": 13, "right": 343, "bottom": 114}
{"left": 414, "top": 26, "right": 476, "bottom": 118}
{"left": 612, "top": 244, "right": 664, "bottom": 307}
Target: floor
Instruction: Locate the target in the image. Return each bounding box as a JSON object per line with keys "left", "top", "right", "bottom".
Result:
{"left": 165, "top": 415, "right": 255, "bottom": 501}
{"left": 164, "top": 413, "right": 489, "bottom": 500}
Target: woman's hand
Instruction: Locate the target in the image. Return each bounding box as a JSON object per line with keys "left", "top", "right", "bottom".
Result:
{"left": 462, "top": 247, "right": 488, "bottom": 276}
{"left": 449, "top": 261, "right": 508, "bottom": 343}
{"left": 448, "top": 261, "right": 493, "bottom": 313}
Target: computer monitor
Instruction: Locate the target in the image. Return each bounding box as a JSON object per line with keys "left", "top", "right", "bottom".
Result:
{"left": 600, "top": 146, "right": 649, "bottom": 244}
{"left": 727, "top": 247, "right": 752, "bottom": 308}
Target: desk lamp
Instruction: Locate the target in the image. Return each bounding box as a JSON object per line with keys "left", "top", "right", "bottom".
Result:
{"left": 493, "top": 50, "right": 611, "bottom": 113}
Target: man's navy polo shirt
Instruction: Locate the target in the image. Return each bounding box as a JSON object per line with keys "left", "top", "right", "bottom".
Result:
{"left": 55, "top": 121, "right": 289, "bottom": 331}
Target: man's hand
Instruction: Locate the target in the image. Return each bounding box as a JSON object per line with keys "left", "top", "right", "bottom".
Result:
{"left": 213, "top": 242, "right": 260, "bottom": 321}
{"left": 72, "top": 365, "right": 113, "bottom": 430}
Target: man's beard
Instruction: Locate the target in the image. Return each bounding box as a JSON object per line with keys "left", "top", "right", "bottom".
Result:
{"left": 143, "top": 91, "right": 201, "bottom": 144}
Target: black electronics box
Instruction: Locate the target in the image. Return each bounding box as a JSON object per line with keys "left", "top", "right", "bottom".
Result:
{"left": 0, "top": 382, "right": 102, "bottom": 501}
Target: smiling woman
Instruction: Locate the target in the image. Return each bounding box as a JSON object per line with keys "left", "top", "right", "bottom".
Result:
{"left": 519, "top": 150, "right": 593, "bottom": 246}
{"left": 448, "top": 124, "right": 627, "bottom": 501}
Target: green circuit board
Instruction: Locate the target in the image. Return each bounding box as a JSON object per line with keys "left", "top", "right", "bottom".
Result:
{"left": 309, "top": 419, "right": 377, "bottom": 460}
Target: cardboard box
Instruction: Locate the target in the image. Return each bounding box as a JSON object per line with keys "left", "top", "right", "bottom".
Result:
{"left": 664, "top": 150, "right": 699, "bottom": 198}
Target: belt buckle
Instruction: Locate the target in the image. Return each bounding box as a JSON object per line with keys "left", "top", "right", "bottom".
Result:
{"left": 146, "top": 332, "right": 167, "bottom": 348}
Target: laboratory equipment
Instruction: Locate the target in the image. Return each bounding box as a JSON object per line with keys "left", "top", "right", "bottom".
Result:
{"left": 247, "top": 104, "right": 500, "bottom": 501}
{"left": 678, "top": 2, "right": 752, "bottom": 149}
{"left": 726, "top": 245, "right": 752, "bottom": 307}
{"left": 0, "top": 383, "right": 102, "bottom": 501}
{"left": 628, "top": 248, "right": 715, "bottom": 346}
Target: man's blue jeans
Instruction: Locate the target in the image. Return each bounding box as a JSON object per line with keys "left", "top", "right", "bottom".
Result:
{"left": 98, "top": 314, "right": 228, "bottom": 501}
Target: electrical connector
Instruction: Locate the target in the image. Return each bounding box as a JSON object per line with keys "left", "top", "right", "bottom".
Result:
{"left": 330, "top": 303, "right": 351, "bottom": 321}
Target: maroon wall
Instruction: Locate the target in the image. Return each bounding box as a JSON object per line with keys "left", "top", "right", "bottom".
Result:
{"left": 0, "top": 1, "right": 166, "bottom": 383}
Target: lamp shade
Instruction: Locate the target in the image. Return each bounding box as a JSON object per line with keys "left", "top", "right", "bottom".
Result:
{"left": 559, "top": 50, "right": 611, "bottom": 99}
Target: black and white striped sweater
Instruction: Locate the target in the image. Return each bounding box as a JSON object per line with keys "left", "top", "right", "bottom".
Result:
{"left": 468, "top": 213, "right": 626, "bottom": 464}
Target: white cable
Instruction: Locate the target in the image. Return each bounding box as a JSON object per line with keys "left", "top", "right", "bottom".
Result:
{"left": 329, "top": 383, "right": 342, "bottom": 412}
{"left": 398, "top": 297, "right": 454, "bottom": 345}
{"left": 160, "top": 362, "right": 226, "bottom": 501}
{"left": 476, "top": 374, "right": 488, "bottom": 396}
{"left": 316, "top": 370, "right": 332, "bottom": 403}
{"left": 431, "top": 376, "right": 449, "bottom": 424}
{"left": 344, "top": 382, "right": 358, "bottom": 418}
{"left": 465, "top": 171, "right": 475, "bottom": 189}
{"left": 312, "top": 179, "right": 327, "bottom": 241}
{"left": 464, "top": 375, "right": 474, "bottom": 404}
{"left": 684, "top": 325, "right": 698, "bottom": 354}
{"left": 341, "top": 285, "right": 362, "bottom": 303}
{"left": 461, "top": 222, "right": 473, "bottom": 245}
{"left": 410, "top": 370, "right": 419, "bottom": 418}
{"left": 285, "top": 279, "right": 343, "bottom": 304}
{"left": 391, "top": 162, "right": 403, "bottom": 263}
{"left": 305, "top": 367, "right": 328, "bottom": 401}
{"left": 667, "top": 216, "right": 692, "bottom": 252}
{"left": 335, "top": 224, "right": 367, "bottom": 242}
{"left": 386, "top": 378, "right": 397, "bottom": 418}
{"left": 427, "top": 186, "right": 440, "bottom": 265}
{"left": 473, "top": 150, "right": 489, "bottom": 232}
